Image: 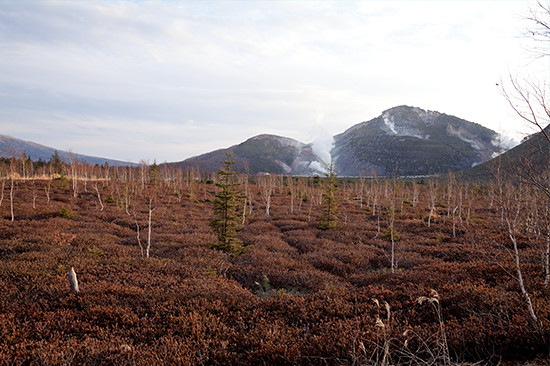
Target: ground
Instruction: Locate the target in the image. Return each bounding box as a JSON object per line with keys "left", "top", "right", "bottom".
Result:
{"left": 0, "top": 177, "right": 548, "bottom": 365}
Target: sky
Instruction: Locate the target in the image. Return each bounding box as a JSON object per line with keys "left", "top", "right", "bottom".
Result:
{"left": 0, "top": 0, "right": 547, "bottom": 163}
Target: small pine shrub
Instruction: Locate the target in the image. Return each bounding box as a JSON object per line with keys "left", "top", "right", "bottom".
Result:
{"left": 381, "top": 227, "right": 400, "bottom": 242}
{"left": 87, "top": 246, "right": 104, "bottom": 258}
{"left": 205, "top": 265, "right": 217, "bottom": 276}
{"left": 58, "top": 206, "right": 73, "bottom": 219}
{"left": 256, "top": 275, "right": 272, "bottom": 294}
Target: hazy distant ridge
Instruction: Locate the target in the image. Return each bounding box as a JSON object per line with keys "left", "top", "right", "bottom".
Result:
{"left": 0, "top": 134, "right": 135, "bottom": 166}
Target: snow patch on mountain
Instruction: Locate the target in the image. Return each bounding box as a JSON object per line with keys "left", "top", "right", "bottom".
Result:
{"left": 446, "top": 124, "right": 484, "bottom": 151}
{"left": 382, "top": 113, "right": 398, "bottom": 134}
{"left": 381, "top": 112, "right": 428, "bottom": 139}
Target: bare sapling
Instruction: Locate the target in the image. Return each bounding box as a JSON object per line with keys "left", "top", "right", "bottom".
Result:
{"left": 241, "top": 178, "right": 249, "bottom": 225}
{"left": 543, "top": 204, "right": 550, "bottom": 285}
{"left": 466, "top": 186, "right": 473, "bottom": 224}
{"left": 389, "top": 181, "right": 397, "bottom": 273}
{"left": 458, "top": 185, "right": 464, "bottom": 225}
{"left": 502, "top": 184, "right": 539, "bottom": 325}
{"left": 446, "top": 172, "right": 455, "bottom": 220}
{"left": 0, "top": 179, "right": 4, "bottom": 207}
{"left": 139, "top": 160, "right": 148, "bottom": 190}
{"left": 287, "top": 175, "right": 295, "bottom": 214}
{"left": 9, "top": 177, "right": 14, "bottom": 222}
{"left": 371, "top": 177, "right": 379, "bottom": 217}
{"left": 93, "top": 184, "right": 104, "bottom": 211}
{"left": 358, "top": 173, "right": 365, "bottom": 209}
{"left": 134, "top": 218, "right": 144, "bottom": 257}
{"left": 45, "top": 182, "right": 51, "bottom": 203}
{"left": 145, "top": 197, "right": 157, "bottom": 258}
{"left": 259, "top": 175, "right": 274, "bottom": 217}
{"left": 412, "top": 181, "right": 419, "bottom": 207}
{"left": 427, "top": 179, "right": 437, "bottom": 228}
{"left": 124, "top": 184, "right": 132, "bottom": 216}
{"left": 297, "top": 178, "right": 305, "bottom": 212}
{"left": 69, "top": 151, "right": 78, "bottom": 198}
{"left": 452, "top": 206, "right": 458, "bottom": 238}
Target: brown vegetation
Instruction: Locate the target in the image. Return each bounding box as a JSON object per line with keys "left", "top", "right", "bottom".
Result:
{"left": 0, "top": 160, "right": 549, "bottom": 365}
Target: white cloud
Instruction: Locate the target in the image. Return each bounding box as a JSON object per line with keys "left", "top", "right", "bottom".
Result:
{"left": 0, "top": 0, "right": 544, "bottom": 163}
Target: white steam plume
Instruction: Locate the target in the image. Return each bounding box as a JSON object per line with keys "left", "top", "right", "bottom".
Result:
{"left": 309, "top": 110, "right": 334, "bottom": 167}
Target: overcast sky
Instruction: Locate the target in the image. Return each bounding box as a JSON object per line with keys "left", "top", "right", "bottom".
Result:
{"left": 0, "top": 0, "right": 546, "bottom": 163}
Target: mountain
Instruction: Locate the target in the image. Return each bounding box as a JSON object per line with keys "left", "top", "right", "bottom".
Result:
{"left": 332, "top": 106, "right": 502, "bottom": 176}
{"left": 459, "top": 124, "right": 550, "bottom": 181}
{"left": 0, "top": 134, "right": 135, "bottom": 166}
{"left": 171, "top": 134, "right": 327, "bottom": 175}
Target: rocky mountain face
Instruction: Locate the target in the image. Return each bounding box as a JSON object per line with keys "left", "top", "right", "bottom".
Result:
{"left": 332, "top": 106, "right": 502, "bottom": 176}
{"left": 0, "top": 134, "right": 134, "bottom": 166}
{"left": 172, "top": 134, "right": 326, "bottom": 175}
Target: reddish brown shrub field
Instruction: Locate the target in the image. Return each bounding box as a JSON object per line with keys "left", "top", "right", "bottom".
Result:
{"left": 0, "top": 176, "right": 549, "bottom": 365}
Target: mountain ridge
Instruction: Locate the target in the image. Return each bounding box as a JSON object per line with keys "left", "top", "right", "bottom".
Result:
{"left": 0, "top": 134, "right": 135, "bottom": 166}
{"left": 459, "top": 123, "right": 550, "bottom": 181}
{"left": 170, "top": 134, "right": 326, "bottom": 175}
{"left": 331, "top": 105, "right": 502, "bottom": 176}
{"left": 2, "top": 105, "right": 519, "bottom": 176}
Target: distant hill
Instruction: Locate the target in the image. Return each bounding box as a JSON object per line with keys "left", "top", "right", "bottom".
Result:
{"left": 171, "top": 106, "right": 509, "bottom": 176}
{"left": 332, "top": 106, "right": 502, "bottom": 176}
{"left": 170, "top": 134, "right": 326, "bottom": 175}
{"left": 0, "top": 134, "right": 135, "bottom": 166}
{"left": 459, "top": 124, "right": 550, "bottom": 182}
{"left": 3, "top": 105, "right": 510, "bottom": 176}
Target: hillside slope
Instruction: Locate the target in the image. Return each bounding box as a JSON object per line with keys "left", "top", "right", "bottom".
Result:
{"left": 171, "top": 134, "right": 326, "bottom": 175}
{"left": 459, "top": 124, "right": 550, "bottom": 181}
{"left": 332, "top": 106, "right": 501, "bottom": 176}
{"left": 0, "top": 134, "right": 134, "bottom": 166}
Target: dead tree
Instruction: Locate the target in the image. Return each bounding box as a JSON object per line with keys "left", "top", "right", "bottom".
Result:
{"left": 145, "top": 197, "right": 156, "bottom": 258}
{"left": 258, "top": 175, "right": 274, "bottom": 217}
{"left": 93, "top": 184, "right": 104, "bottom": 211}
{"left": 45, "top": 182, "right": 51, "bottom": 203}
{"left": 0, "top": 179, "right": 4, "bottom": 207}
{"left": 9, "top": 178, "right": 14, "bottom": 222}
{"left": 68, "top": 150, "right": 79, "bottom": 198}
{"left": 427, "top": 179, "right": 437, "bottom": 228}
{"left": 501, "top": 184, "right": 539, "bottom": 324}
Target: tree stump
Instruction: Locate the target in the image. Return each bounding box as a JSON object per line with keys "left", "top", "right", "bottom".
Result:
{"left": 67, "top": 267, "right": 80, "bottom": 293}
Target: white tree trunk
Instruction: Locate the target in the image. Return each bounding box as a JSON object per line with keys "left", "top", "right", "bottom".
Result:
{"left": 10, "top": 179, "right": 14, "bottom": 222}
{"left": 507, "top": 218, "right": 539, "bottom": 324}
{"left": 0, "top": 180, "right": 4, "bottom": 207}
{"left": 94, "top": 185, "right": 104, "bottom": 211}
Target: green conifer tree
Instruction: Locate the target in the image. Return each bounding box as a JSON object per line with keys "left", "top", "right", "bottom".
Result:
{"left": 210, "top": 152, "right": 244, "bottom": 254}
{"left": 49, "top": 150, "right": 64, "bottom": 175}
{"left": 318, "top": 161, "right": 340, "bottom": 230}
